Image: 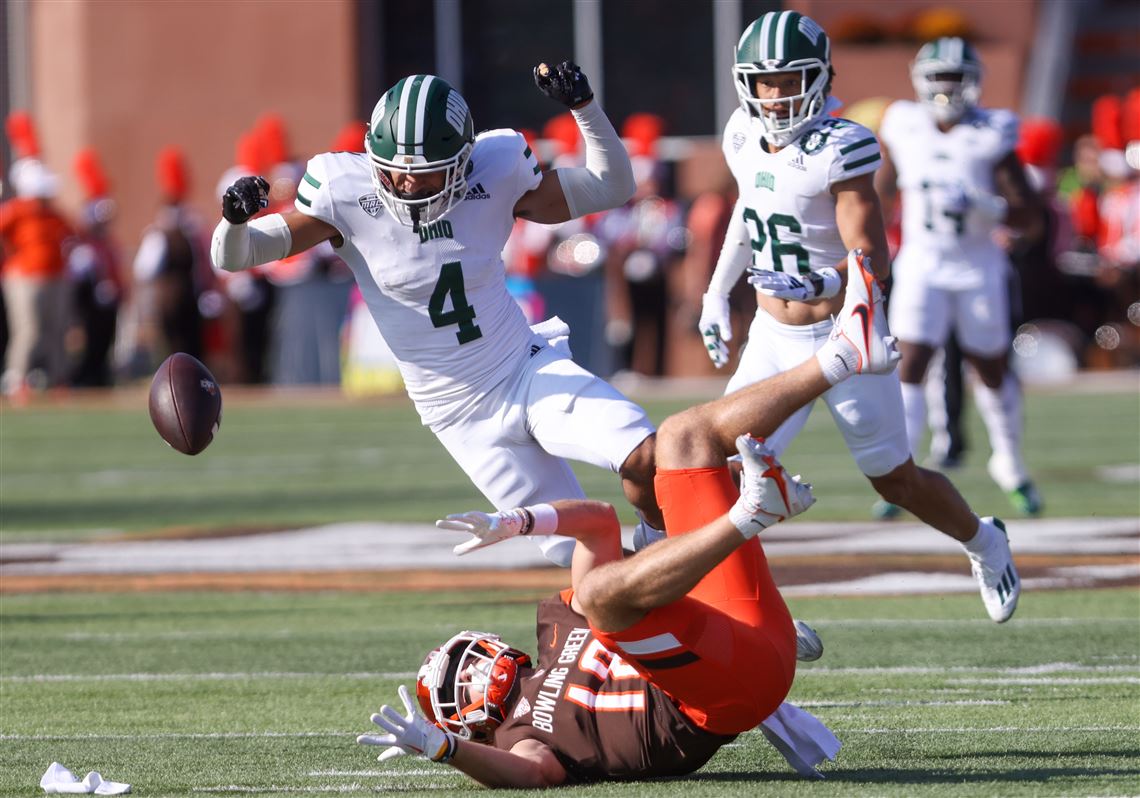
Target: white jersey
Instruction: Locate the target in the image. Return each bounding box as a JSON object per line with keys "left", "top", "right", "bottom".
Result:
{"left": 879, "top": 100, "right": 1018, "bottom": 254}
{"left": 295, "top": 129, "right": 543, "bottom": 426}
{"left": 722, "top": 108, "right": 882, "bottom": 275}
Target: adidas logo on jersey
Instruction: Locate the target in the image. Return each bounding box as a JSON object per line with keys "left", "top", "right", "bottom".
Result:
{"left": 512, "top": 695, "right": 532, "bottom": 719}
{"left": 357, "top": 193, "right": 384, "bottom": 218}
{"left": 789, "top": 152, "right": 807, "bottom": 172}
{"left": 464, "top": 182, "right": 490, "bottom": 200}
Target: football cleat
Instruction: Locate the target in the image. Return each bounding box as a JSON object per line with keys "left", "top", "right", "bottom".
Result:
{"left": 968, "top": 517, "right": 1020, "bottom": 623}
{"left": 1007, "top": 482, "right": 1044, "bottom": 517}
{"left": 794, "top": 620, "right": 824, "bottom": 662}
{"left": 827, "top": 249, "right": 901, "bottom": 376}
{"left": 871, "top": 499, "right": 903, "bottom": 521}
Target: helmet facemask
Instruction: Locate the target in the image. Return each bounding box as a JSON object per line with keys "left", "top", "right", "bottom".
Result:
{"left": 911, "top": 38, "right": 983, "bottom": 125}
{"left": 416, "top": 631, "right": 531, "bottom": 743}
{"left": 734, "top": 63, "right": 830, "bottom": 148}
{"left": 365, "top": 74, "right": 476, "bottom": 230}
{"left": 732, "top": 11, "right": 832, "bottom": 149}
{"left": 368, "top": 149, "right": 472, "bottom": 230}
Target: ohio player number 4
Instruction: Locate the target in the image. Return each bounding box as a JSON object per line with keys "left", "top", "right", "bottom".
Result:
{"left": 429, "top": 260, "right": 483, "bottom": 344}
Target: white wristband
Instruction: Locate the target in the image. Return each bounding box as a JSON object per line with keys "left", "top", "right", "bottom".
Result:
{"left": 210, "top": 213, "right": 291, "bottom": 272}
{"left": 519, "top": 503, "right": 559, "bottom": 536}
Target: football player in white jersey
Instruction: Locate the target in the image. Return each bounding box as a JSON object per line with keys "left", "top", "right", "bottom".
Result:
{"left": 210, "top": 63, "right": 662, "bottom": 567}
{"left": 876, "top": 38, "right": 1045, "bottom": 517}
{"left": 698, "top": 11, "right": 1020, "bottom": 622}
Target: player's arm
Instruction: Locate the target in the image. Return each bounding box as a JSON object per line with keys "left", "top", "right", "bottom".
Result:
{"left": 438, "top": 499, "right": 623, "bottom": 585}
{"left": 514, "top": 61, "right": 635, "bottom": 224}
{"left": 873, "top": 142, "right": 900, "bottom": 218}
{"left": 450, "top": 737, "right": 568, "bottom": 788}
{"left": 992, "top": 150, "right": 1045, "bottom": 244}
{"left": 210, "top": 176, "right": 342, "bottom": 272}
{"left": 357, "top": 686, "right": 568, "bottom": 788}
{"left": 698, "top": 198, "right": 751, "bottom": 367}
{"left": 833, "top": 172, "right": 891, "bottom": 283}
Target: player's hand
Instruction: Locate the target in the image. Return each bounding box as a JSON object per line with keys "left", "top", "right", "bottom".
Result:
{"left": 533, "top": 61, "right": 594, "bottom": 108}
{"left": 729, "top": 435, "right": 815, "bottom": 539}
{"left": 357, "top": 684, "right": 456, "bottom": 762}
{"left": 221, "top": 176, "right": 270, "bottom": 224}
{"left": 698, "top": 292, "right": 732, "bottom": 368}
{"left": 437, "top": 509, "right": 530, "bottom": 555}
{"left": 748, "top": 267, "right": 841, "bottom": 301}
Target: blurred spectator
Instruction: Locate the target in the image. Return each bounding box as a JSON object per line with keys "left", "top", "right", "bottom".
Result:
{"left": 215, "top": 126, "right": 276, "bottom": 383}
{"left": 68, "top": 148, "right": 125, "bottom": 387}
{"left": 501, "top": 128, "right": 548, "bottom": 325}
{"left": 674, "top": 163, "right": 750, "bottom": 376}
{"left": 133, "top": 146, "right": 211, "bottom": 364}
{"left": 267, "top": 122, "right": 354, "bottom": 385}
{"left": 530, "top": 112, "right": 613, "bottom": 376}
{"left": 596, "top": 113, "right": 685, "bottom": 376}
{"left": 0, "top": 112, "right": 73, "bottom": 399}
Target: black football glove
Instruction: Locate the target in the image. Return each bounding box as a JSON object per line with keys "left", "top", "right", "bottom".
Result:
{"left": 533, "top": 61, "right": 594, "bottom": 108}
{"left": 221, "top": 176, "right": 270, "bottom": 224}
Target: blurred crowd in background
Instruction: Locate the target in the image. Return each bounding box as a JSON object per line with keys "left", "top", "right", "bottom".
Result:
{"left": 1, "top": 84, "right": 1138, "bottom": 403}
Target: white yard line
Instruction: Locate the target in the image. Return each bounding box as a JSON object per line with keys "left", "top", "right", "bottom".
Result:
{"left": 5, "top": 663, "right": 1135, "bottom": 684}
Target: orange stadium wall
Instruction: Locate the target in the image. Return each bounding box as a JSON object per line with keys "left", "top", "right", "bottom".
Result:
{"left": 28, "top": 0, "right": 356, "bottom": 251}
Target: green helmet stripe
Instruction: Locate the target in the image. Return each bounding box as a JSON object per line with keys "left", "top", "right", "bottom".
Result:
{"left": 413, "top": 75, "right": 437, "bottom": 155}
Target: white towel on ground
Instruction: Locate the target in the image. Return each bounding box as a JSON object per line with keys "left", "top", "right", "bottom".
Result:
{"left": 40, "top": 762, "right": 131, "bottom": 795}
{"left": 758, "top": 701, "right": 842, "bottom": 779}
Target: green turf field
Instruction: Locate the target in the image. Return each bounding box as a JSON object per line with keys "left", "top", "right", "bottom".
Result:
{"left": 2, "top": 588, "right": 1137, "bottom": 797}
{"left": 2, "top": 386, "right": 1137, "bottom": 537}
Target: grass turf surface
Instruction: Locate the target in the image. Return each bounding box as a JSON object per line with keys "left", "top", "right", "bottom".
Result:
{"left": 2, "top": 384, "right": 1138, "bottom": 794}
{"left": 2, "top": 588, "right": 1138, "bottom": 797}
{"left": 2, "top": 387, "right": 1138, "bottom": 538}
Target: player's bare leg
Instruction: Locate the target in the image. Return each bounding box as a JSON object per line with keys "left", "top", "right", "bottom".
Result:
{"left": 578, "top": 435, "right": 814, "bottom": 634}
{"left": 618, "top": 434, "right": 665, "bottom": 530}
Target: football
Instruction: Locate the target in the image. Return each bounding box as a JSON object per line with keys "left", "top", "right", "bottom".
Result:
{"left": 148, "top": 353, "right": 223, "bottom": 455}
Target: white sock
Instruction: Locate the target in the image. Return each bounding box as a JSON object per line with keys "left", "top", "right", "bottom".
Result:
{"left": 815, "top": 337, "right": 858, "bottom": 385}
{"left": 961, "top": 517, "right": 995, "bottom": 556}
{"left": 899, "top": 381, "right": 926, "bottom": 460}
{"left": 974, "top": 377, "right": 1028, "bottom": 489}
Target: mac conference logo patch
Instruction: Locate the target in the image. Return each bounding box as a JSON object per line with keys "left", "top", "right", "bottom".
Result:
{"left": 358, "top": 194, "right": 383, "bottom": 217}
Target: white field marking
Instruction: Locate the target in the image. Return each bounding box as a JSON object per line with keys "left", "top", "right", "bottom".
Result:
{"left": 798, "top": 663, "right": 1139, "bottom": 676}
{"left": 193, "top": 786, "right": 370, "bottom": 794}
{"left": 8, "top": 663, "right": 1136, "bottom": 684}
{"left": 1097, "top": 463, "right": 1140, "bottom": 482}
{"left": 307, "top": 770, "right": 443, "bottom": 777}
{"left": 0, "top": 671, "right": 417, "bottom": 684}
{"left": 796, "top": 699, "right": 1009, "bottom": 708}
{"left": 0, "top": 731, "right": 355, "bottom": 741}
{"left": 839, "top": 726, "right": 1140, "bottom": 734}
{"left": 802, "top": 617, "right": 1139, "bottom": 627}
{"left": 949, "top": 677, "right": 1140, "bottom": 685}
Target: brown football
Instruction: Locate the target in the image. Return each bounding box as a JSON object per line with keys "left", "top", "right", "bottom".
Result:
{"left": 148, "top": 353, "right": 223, "bottom": 455}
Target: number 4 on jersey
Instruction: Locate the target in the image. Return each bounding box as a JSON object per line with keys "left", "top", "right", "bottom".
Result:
{"left": 429, "top": 261, "right": 483, "bottom": 344}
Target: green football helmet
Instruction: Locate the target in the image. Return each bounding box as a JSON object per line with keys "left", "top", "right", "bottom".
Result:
{"left": 911, "top": 37, "right": 983, "bottom": 124}
{"left": 365, "top": 75, "right": 475, "bottom": 228}
{"left": 734, "top": 11, "right": 832, "bottom": 147}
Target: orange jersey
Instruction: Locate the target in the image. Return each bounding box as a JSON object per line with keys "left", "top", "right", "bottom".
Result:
{"left": 0, "top": 198, "right": 73, "bottom": 278}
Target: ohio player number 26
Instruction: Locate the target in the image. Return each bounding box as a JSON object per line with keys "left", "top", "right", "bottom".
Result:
{"left": 429, "top": 261, "right": 483, "bottom": 344}
{"left": 742, "top": 207, "right": 811, "bottom": 275}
